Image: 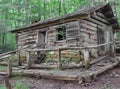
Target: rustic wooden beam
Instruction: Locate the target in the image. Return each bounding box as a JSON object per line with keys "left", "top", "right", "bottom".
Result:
{"left": 27, "top": 41, "right": 114, "bottom": 52}
{"left": 91, "top": 16, "right": 110, "bottom": 25}
{"left": 96, "top": 12, "right": 107, "bottom": 19}
{"left": 83, "top": 49, "right": 90, "bottom": 68}
{"left": 4, "top": 75, "right": 12, "bottom": 89}
{"left": 81, "top": 19, "right": 98, "bottom": 28}
{"left": 58, "top": 48, "right": 62, "bottom": 69}
{"left": 17, "top": 51, "right": 21, "bottom": 66}
{"left": 26, "top": 51, "right": 31, "bottom": 69}
{"left": 12, "top": 70, "right": 78, "bottom": 81}
{"left": 7, "top": 60, "right": 12, "bottom": 77}
{"left": 0, "top": 72, "right": 8, "bottom": 75}
{"left": 84, "top": 18, "right": 103, "bottom": 27}
{"left": 27, "top": 48, "right": 58, "bottom": 52}
{"left": 0, "top": 44, "right": 33, "bottom": 59}
{"left": 92, "top": 14, "right": 110, "bottom": 25}
{"left": 90, "top": 59, "right": 118, "bottom": 77}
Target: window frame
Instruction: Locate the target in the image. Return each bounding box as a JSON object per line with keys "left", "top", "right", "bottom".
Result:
{"left": 56, "top": 25, "right": 66, "bottom": 42}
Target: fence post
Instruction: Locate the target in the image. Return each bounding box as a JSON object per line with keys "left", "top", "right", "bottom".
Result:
{"left": 26, "top": 51, "right": 31, "bottom": 69}
{"left": 112, "top": 41, "right": 116, "bottom": 57}
{"left": 4, "top": 75, "right": 12, "bottom": 89}
{"left": 7, "top": 60, "right": 12, "bottom": 77}
{"left": 17, "top": 50, "right": 21, "bottom": 66}
{"left": 58, "top": 48, "right": 62, "bottom": 69}
{"left": 83, "top": 48, "right": 90, "bottom": 68}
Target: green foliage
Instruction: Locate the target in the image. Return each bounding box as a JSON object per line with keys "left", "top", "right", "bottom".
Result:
{"left": 13, "top": 82, "right": 29, "bottom": 89}
{"left": 0, "top": 85, "right": 6, "bottom": 89}
{"left": 0, "top": 82, "right": 29, "bottom": 89}
{"left": 0, "top": 66, "right": 7, "bottom": 72}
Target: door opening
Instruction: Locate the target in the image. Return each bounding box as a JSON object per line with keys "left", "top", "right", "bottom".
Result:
{"left": 97, "top": 28, "right": 105, "bottom": 54}
{"left": 37, "top": 31, "right": 46, "bottom": 48}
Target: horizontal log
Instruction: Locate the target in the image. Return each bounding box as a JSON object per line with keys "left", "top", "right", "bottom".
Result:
{"left": 18, "top": 41, "right": 36, "bottom": 46}
{"left": 81, "top": 23, "right": 97, "bottom": 31}
{"left": 12, "top": 70, "right": 78, "bottom": 81}
{"left": 27, "top": 41, "right": 115, "bottom": 52}
{"left": 81, "top": 20, "right": 98, "bottom": 28}
{"left": 91, "top": 16, "right": 110, "bottom": 25}
{"left": 80, "top": 29, "right": 95, "bottom": 35}
{"left": 27, "top": 48, "right": 58, "bottom": 52}
{"left": 17, "top": 30, "right": 37, "bottom": 36}
{"left": 18, "top": 38, "right": 36, "bottom": 43}
{"left": 84, "top": 17, "right": 104, "bottom": 26}
{"left": 66, "top": 28, "right": 79, "bottom": 31}
{"left": 0, "top": 44, "right": 33, "bottom": 59}
{"left": 0, "top": 72, "right": 8, "bottom": 75}
{"left": 96, "top": 13, "right": 107, "bottom": 19}
{"left": 90, "top": 59, "right": 119, "bottom": 77}
{"left": 18, "top": 33, "right": 36, "bottom": 38}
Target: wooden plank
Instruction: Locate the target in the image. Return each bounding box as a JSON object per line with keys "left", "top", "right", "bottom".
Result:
{"left": 90, "top": 59, "right": 119, "bottom": 77}
{"left": 18, "top": 38, "right": 36, "bottom": 42}
{"left": 96, "top": 12, "right": 107, "bottom": 19}
{"left": 8, "top": 60, "right": 12, "bottom": 77}
{"left": 17, "top": 30, "right": 37, "bottom": 36}
{"left": 27, "top": 41, "right": 114, "bottom": 52}
{"left": 58, "top": 49, "right": 62, "bottom": 69}
{"left": 0, "top": 72, "right": 7, "bottom": 75}
{"left": 17, "top": 50, "right": 21, "bottom": 66}
{"left": 12, "top": 70, "right": 78, "bottom": 81}
{"left": 81, "top": 20, "right": 98, "bottom": 28}
{"left": 84, "top": 17, "right": 106, "bottom": 26}
{"left": 91, "top": 15, "right": 110, "bottom": 25}
{"left": 27, "top": 48, "right": 58, "bottom": 52}
{"left": 66, "top": 21, "right": 79, "bottom": 41}
{"left": 83, "top": 49, "right": 90, "bottom": 68}
{"left": 26, "top": 51, "right": 31, "bottom": 69}
{"left": 17, "top": 33, "right": 36, "bottom": 39}
{"left": 81, "top": 23, "right": 97, "bottom": 31}
{"left": 80, "top": 28, "right": 95, "bottom": 35}
{"left": 66, "top": 21, "right": 79, "bottom": 29}
{"left": 47, "top": 26, "right": 56, "bottom": 42}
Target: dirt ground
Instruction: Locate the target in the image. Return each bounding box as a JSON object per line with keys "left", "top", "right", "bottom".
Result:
{"left": 0, "top": 67, "right": 120, "bottom": 89}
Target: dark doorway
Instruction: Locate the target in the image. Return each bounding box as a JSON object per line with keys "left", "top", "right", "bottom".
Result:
{"left": 97, "top": 28, "right": 105, "bottom": 53}
{"left": 37, "top": 31, "right": 46, "bottom": 48}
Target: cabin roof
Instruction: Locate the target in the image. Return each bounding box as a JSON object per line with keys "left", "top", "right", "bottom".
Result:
{"left": 11, "top": 3, "right": 119, "bottom": 33}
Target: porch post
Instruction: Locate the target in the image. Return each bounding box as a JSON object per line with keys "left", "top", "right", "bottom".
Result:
{"left": 26, "top": 51, "right": 31, "bottom": 69}
{"left": 58, "top": 48, "right": 62, "bottom": 69}
{"left": 17, "top": 50, "right": 21, "bottom": 66}
{"left": 83, "top": 48, "right": 90, "bottom": 68}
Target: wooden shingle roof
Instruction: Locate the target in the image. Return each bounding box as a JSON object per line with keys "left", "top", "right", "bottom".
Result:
{"left": 11, "top": 3, "right": 119, "bottom": 33}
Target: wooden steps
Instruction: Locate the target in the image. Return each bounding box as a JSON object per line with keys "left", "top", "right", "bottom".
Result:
{"left": 11, "top": 56, "right": 119, "bottom": 83}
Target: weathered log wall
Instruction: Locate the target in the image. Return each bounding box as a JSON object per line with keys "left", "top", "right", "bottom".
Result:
{"left": 15, "top": 12, "right": 113, "bottom": 57}
{"left": 16, "top": 31, "right": 37, "bottom": 55}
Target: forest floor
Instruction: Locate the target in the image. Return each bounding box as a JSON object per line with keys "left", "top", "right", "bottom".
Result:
{"left": 0, "top": 66, "right": 120, "bottom": 89}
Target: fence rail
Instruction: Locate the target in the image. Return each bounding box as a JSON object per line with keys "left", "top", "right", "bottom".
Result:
{"left": 26, "top": 40, "right": 115, "bottom": 69}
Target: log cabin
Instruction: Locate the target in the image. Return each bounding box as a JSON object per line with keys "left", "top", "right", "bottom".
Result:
{"left": 11, "top": 3, "right": 119, "bottom": 66}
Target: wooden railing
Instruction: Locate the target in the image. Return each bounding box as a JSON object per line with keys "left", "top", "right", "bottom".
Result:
{"left": 26, "top": 40, "right": 115, "bottom": 69}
